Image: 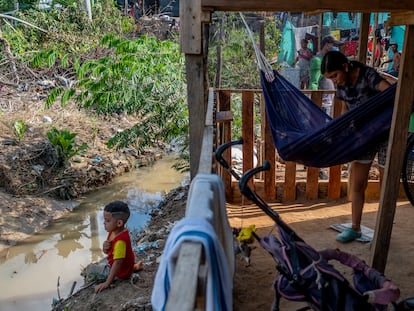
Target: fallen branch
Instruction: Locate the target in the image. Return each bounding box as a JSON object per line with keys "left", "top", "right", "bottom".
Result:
{"left": 0, "top": 13, "right": 48, "bottom": 33}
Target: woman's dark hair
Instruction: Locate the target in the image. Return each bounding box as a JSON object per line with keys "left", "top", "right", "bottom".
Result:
{"left": 321, "top": 51, "right": 349, "bottom": 74}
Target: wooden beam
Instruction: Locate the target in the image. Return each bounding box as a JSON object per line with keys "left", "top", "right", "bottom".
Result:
{"left": 370, "top": 25, "right": 414, "bottom": 273}
{"left": 201, "top": 0, "right": 412, "bottom": 12}
{"left": 387, "top": 11, "right": 414, "bottom": 26}
{"left": 261, "top": 94, "right": 276, "bottom": 200}
{"left": 284, "top": 161, "right": 297, "bottom": 201}
{"left": 358, "top": 13, "right": 370, "bottom": 64}
{"left": 198, "top": 88, "right": 215, "bottom": 174}
{"left": 180, "top": 0, "right": 202, "bottom": 54}
{"left": 165, "top": 242, "right": 203, "bottom": 311}
{"left": 242, "top": 91, "right": 255, "bottom": 188}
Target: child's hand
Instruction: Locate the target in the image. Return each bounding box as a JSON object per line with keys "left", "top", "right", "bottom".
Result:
{"left": 95, "top": 281, "right": 110, "bottom": 293}
{"left": 103, "top": 240, "right": 111, "bottom": 254}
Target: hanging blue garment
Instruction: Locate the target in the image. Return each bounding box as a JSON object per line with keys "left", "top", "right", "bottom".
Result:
{"left": 261, "top": 70, "right": 396, "bottom": 167}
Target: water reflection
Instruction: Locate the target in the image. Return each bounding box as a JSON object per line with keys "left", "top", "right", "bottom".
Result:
{"left": 0, "top": 155, "right": 185, "bottom": 311}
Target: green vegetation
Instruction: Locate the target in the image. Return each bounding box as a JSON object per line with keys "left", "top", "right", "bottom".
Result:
{"left": 208, "top": 12, "right": 281, "bottom": 138}
{"left": 45, "top": 34, "right": 187, "bottom": 152}
{"left": 1, "top": 5, "right": 281, "bottom": 171}
{"left": 47, "top": 127, "right": 88, "bottom": 166}
{"left": 13, "top": 119, "right": 28, "bottom": 142}
{"left": 1, "top": 1, "right": 188, "bottom": 163}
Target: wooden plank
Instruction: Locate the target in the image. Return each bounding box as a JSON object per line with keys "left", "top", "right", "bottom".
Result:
{"left": 186, "top": 54, "right": 208, "bottom": 179}
{"left": 242, "top": 91, "right": 255, "bottom": 189}
{"left": 311, "top": 90, "right": 323, "bottom": 108}
{"left": 261, "top": 94, "right": 276, "bottom": 200}
{"left": 180, "top": 0, "right": 202, "bottom": 54}
{"left": 196, "top": 264, "right": 208, "bottom": 310}
{"left": 198, "top": 88, "right": 215, "bottom": 174}
{"left": 216, "top": 111, "right": 233, "bottom": 122}
{"left": 306, "top": 167, "right": 319, "bottom": 200}
{"left": 328, "top": 165, "right": 341, "bottom": 199}
{"left": 329, "top": 96, "right": 344, "bottom": 199}
{"left": 358, "top": 13, "right": 370, "bottom": 64}
{"left": 217, "top": 90, "right": 233, "bottom": 201}
{"left": 201, "top": 0, "right": 413, "bottom": 12}
{"left": 165, "top": 242, "right": 203, "bottom": 311}
{"left": 371, "top": 25, "right": 414, "bottom": 273}
{"left": 388, "top": 11, "right": 414, "bottom": 26}
{"left": 284, "top": 161, "right": 297, "bottom": 201}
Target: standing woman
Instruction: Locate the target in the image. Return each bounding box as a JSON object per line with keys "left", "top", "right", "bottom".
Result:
{"left": 321, "top": 51, "right": 392, "bottom": 243}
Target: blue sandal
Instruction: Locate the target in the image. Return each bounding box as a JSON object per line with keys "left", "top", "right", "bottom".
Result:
{"left": 336, "top": 228, "right": 362, "bottom": 243}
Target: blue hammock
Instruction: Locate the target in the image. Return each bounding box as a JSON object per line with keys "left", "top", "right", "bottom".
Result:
{"left": 261, "top": 70, "right": 396, "bottom": 168}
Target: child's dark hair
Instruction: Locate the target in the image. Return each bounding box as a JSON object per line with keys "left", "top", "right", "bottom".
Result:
{"left": 104, "top": 201, "right": 130, "bottom": 223}
{"left": 321, "top": 51, "right": 349, "bottom": 74}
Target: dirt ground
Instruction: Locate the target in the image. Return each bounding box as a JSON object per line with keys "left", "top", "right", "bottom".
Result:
{"left": 50, "top": 195, "right": 414, "bottom": 311}
{"left": 2, "top": 85, "right": 414, "bottom": 310}
{"left": 229, "top": 198, "right": 414, "bottom": 310}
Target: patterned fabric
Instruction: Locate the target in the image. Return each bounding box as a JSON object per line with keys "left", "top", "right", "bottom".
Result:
{"left": 336, "top": 61, "right": 387, "bottom": 110}
{"left": 335, "top": 61, "right": 390, "bottom": 164}
{"left": 343, "top": 40, "right": 358, "bottom": 56}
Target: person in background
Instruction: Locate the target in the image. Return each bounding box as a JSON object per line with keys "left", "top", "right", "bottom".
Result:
{"left": 95, "top": 201, "right": 142, "bottom": 293}
{"left": 309, "top": 35, "right": 344, "bottom": 117}
{"left": 321, "top": 51, "right": 391, "bottom": 243}
{"left": 373, "top": 37, "right": 384, "bottom": 68}
{"left": 381, "top": 43, "right": 401, "bottom": 77}
{"left": 309, "top": 35, "right": 344, "bottom": 180}
{"left": 297, "top": 38, "right": 313, "bottom": 89}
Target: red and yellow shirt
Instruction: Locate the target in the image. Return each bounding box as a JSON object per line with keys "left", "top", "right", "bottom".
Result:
{"left": 107, "top": 229, "right": 135, "bottom": 279}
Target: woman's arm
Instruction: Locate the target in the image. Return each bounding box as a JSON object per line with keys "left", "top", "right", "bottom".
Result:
{"left": 379, "top": 71, "right": 398, "bottom": 85}
{"left": 377, "top": 79, "right": 392, "bottom": 92}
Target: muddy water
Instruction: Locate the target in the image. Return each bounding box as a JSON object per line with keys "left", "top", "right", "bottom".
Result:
{"left": 0, "top": 155, "right": 186, "bottom": 311}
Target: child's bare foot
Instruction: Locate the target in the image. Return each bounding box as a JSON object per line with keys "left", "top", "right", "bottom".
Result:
{"left": 134, "top": 261, "right": 143, "bottom": 271}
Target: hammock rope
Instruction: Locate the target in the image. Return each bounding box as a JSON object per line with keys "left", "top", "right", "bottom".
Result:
{"left": 239, "top": 13, "right": 274, "bottom": 81}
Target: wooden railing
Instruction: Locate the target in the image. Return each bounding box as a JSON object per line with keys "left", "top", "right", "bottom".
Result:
{"left": 215, "top": 88, "right": 355, "bottom": 203}
{"left": 165, "top": 88, "right": 234, "bottom": 311}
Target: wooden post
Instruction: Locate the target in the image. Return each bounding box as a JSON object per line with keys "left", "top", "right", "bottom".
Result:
{"left": 284, "top": 161, "right": 297, "bottom": 201}
{"left": 181, "top": 0, "right": 210, "bottom": 179}
{"left": 217, "top": 90, "right": 233, "bottom": 201}
{"left": 328, "top": 96, "right": 343, "bottom": 199}
{"left": 258, "top": 20, "right": 276, "bottom": 200}
{"left": 261, "top": 94, "right": 276, "bottom": 200}
{"left": 307, "top": 91, "right": 323, "bottom": 200}
{"left": 371, "top": 24, "right": 414, "bottom": 273}
{"left": 242, "top": 91, "right": 255, "bottom": 189}
{"left": 358, "top": 13, "right": 371, "bottom": 64}
{"left": 347, "top": 13, "right": 371, "bottom": 201}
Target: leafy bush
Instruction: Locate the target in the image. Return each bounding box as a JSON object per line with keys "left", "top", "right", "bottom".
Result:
{"left": 208, "top": 12, "right": 282, "bottom": 89}
{"left": 47, "top": 34, "right": 188, "bottom": 153}
{"left": 1, "top": 0, "right": 134, "bottom": 63}
{"left": 47, "top": 127, "right": 88, "bottom": 166}
{"left": 0, "top": 0, "right": 15, "bottom": 13}
{"left": 13, "top": 119, "right": 28, "bottom": 142}
{"left": 208, "top": 13, "right": 282, "bottom": 138}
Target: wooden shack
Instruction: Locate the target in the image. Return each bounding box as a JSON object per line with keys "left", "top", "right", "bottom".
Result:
{"left": 180, "top": 0, "right": 414, "bottom": 275}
